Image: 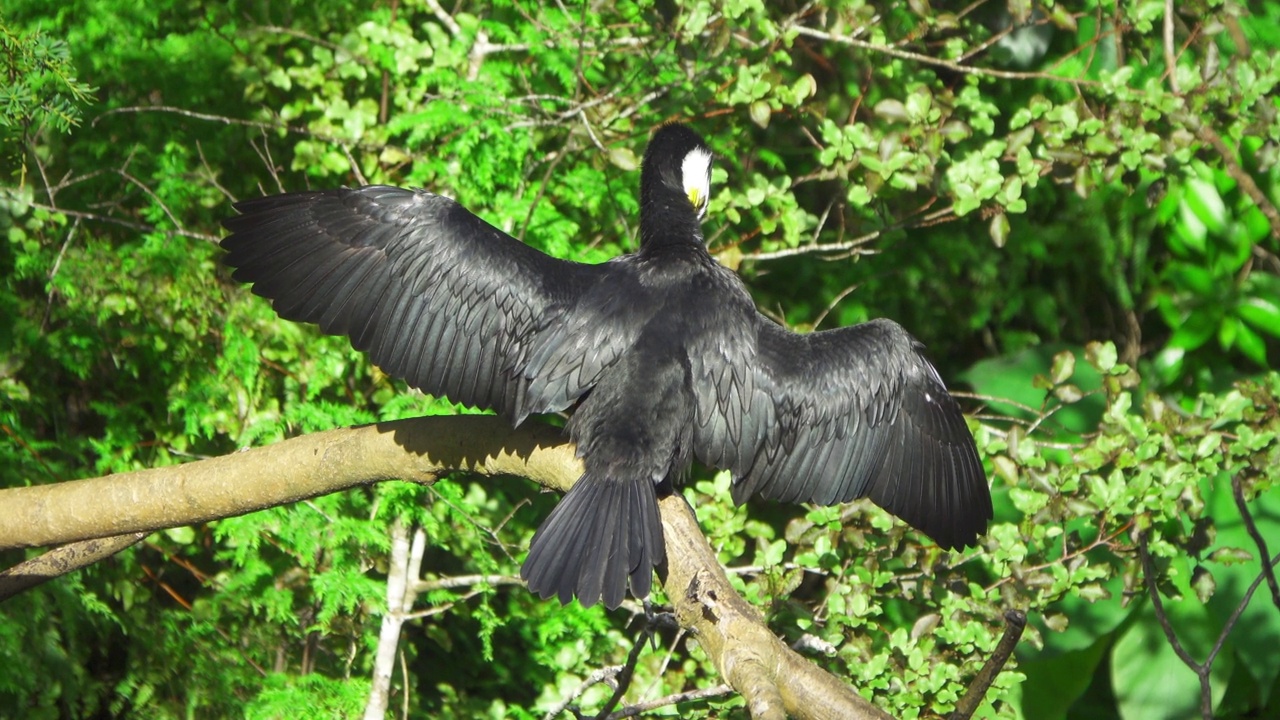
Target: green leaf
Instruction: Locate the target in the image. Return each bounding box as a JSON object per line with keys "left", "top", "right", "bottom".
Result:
{"left": 749, "top": 100, "right": 772, "bottom": 129}
{"left": 1175, "top": 199, "right": 1209, "bottom": 254}
{"left": 1111, "top": 599, "right": 1233, "bottom": 720}
{"left": 607, "top": 147, "right": 638, "bottom": 171}
{"left": 1086, "top": 342, "right": 1118, "bottom": 373}
{"left": 1018, "top": 638, "right": 1110, "bottom": 720}
{"left": 988, "top": 211, "right": 1010, "bottom": 247}
{"left": 1233, "top": 322, "right": 1267, "bottom": 365}
{"left": 1236, "top": 297, "right": 1280, "bottom": 337}
{"left": 1051, "top": 350, "right": 1076, "bottom": 385}
{"left": 1166, "top": 310, "right": 1217, "bottom": 352}
{"left": 1182, "top": 177, "right": 1228, "bottom": 236}
{"left": 163, "top": 526, "right": 196, "bottom": 544}
{"left": 790, "top": 73, "right": 816, "bottom": 102}
{"left": 873, "top": 98, "right": 907, "bottom": 122}
{"left": 1207, "top": 547, "right": 1253, "bottom": 565}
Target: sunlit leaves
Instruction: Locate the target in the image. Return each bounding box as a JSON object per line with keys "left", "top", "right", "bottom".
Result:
{"left": 1153, "top": 160, "right": 1280, "bottom": 382}
{"left": 2, "top": 0, "right": 1280, "bottom": 717}
{"left": 0, "top": 21, "right": 95, "bottom": 137}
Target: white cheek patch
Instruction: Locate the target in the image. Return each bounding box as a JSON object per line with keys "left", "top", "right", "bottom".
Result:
{"left": 681, "top": 147, "right": 713, "bottom": 216}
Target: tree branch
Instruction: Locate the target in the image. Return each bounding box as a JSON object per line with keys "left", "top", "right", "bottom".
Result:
{"left": 1179, "top": 114, "right": 1280, "bottom": 242}
{"left": 1137, "top": 531, "right": 1213, "bottom": 720}
{"left": 0, "top": 533, "right": 147, "bottom": 601}
{"left": 787, "top": 24, "right": 1105, "bottom": 86}
{"left": 658, "top": 495, "right": 892, "bottom": 720}
{"left": 364, "top": 517, "right": 418, "bottom": 720}
{"left": 1233, "top": 473, "right": 1280, "bottom": 611}
{"left": 949, "top": 610, "right": 1026, "bottom": 720}
{"left": 0, "top": 416, "right": 576, "bottom": 550}
{"left": 0, "top": 415, "right": 898, "bottom": 718}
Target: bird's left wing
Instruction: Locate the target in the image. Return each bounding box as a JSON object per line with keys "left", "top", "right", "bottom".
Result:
{"left": 695, "top": 316, "right": 991, "bottom": 550}
{"left": 221, "top": 186, "right": 616, "bottom": 419}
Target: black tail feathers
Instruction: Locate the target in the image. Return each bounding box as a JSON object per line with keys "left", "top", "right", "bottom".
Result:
{"left": 520, "top": 473, "right": 664, "bottom": 609}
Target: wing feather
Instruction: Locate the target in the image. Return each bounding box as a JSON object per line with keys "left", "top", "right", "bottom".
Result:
{"left": 222, "top": 185, "right": 620, "bottom": 419}
{"left": 687, "top": 277, "right": 773, "bottom": 478}
{"left": 698, "top": 315, "right": 991, "bottom": 550}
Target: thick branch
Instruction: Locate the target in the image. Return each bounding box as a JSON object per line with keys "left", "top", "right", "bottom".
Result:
{"left": 0, "top": 416, "right": 577, "bottom": 550}
{"left": 659, "top": 495, "right": 892, "bottom": 720}
{"left": 0, "top": 415, "right": 892, "bottom": 718}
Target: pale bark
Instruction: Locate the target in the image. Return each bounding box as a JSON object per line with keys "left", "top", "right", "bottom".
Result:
{"left": 364, "top": 518, "right": 423, "bottom": 720}
{"left": 0, "top": 415, "right": 896, "bottom": 718}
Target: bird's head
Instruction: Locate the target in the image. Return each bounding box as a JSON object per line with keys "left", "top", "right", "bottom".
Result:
{"left": 640, "top": 123, "right": 713, "bottom": 225}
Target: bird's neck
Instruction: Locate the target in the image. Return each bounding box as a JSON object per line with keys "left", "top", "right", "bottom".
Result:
{"left": 638, "top": 194, "right": 706, "bottom": 255}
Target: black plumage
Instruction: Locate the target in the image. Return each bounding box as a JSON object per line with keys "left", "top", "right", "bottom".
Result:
{"left": 220, "top": 123, "right": 992, "bottom": 610}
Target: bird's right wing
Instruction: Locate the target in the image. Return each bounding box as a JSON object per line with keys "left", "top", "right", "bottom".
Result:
{"left": 221, "top": 186, "right": 618, "bottom": 419}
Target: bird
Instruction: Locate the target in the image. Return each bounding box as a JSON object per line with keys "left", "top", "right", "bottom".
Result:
{"left": 219, "top": 123, "right": 991, "bottom": 610}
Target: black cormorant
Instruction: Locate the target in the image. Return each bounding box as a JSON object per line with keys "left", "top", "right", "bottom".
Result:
{"left": 220, "top": 123, "right": 991, "bottom": 610}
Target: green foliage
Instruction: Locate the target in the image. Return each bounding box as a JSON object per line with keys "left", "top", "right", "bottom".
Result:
{"left": 964, "top": 346, "right": 1280, "bottom": 719}
{"left": 1150, "top": 158, "right": 1280, "bottom": 385}
{"left": 0, "top": 17, "right": 95, "bottom": 179}
{"left": 245, "top": 674, "right": 371, "bottom": 720}
{"left": 3, "top": 0, "right": 1280, "bottom": 719}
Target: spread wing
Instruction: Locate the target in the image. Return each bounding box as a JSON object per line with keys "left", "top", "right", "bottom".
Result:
{"left": 221, "top": 185, "right": 617, "bottom": 421}
{"left": 696, "top": 316, "right": 990, "bottom": 550}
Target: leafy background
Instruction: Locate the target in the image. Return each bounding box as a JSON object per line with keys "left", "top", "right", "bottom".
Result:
{"left": 2, "top": 0, "right": 1280, "bottom": 718}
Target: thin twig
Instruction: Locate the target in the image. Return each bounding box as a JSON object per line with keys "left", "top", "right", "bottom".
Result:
{"left": 603, "top": 684, "right": 734, "bottom": 719}
{"left": 96, "top": 105, "right": 414, "bottom": 163}
{"left": 811, "top": 281, "right": 861, "bottom": 330}
{"left": 1138, "top": 532, "right": 1212, "bottom": 720}
{"left": 41, "top": 217, "right": 80, "bottom": 332}
{"left": 195, "top": 140, "right": 237, "bottom": 205}
{"left": 257, "top": 25, "right": 376, "bottom": 67}
{"left": 423, "top": 0, "right": 461, "bottom": 37}
{"left": 787, "top": 24, "right": 1105, "bottom": 85}
{"left": 1156, "top": 477, "right": 1280, "bottom": 719}
{"left": 542, "top": 664, "right": 625, "bottom": 720}
{"left": 1163, "top": 0, "right": 1180, "bottom": 94}
{"left": 638, "top": 627, "right": 688, "bottom": 701}
{"left": 1233, "top": 474, "right": 1280, "bottom": 611}
{"left": 28, "top": 203, "right": 221, "bottom": 243}
{"left": 341, "top": 144, "right": 369, "bottom": 186}
{"left": 412, "top": 574, "right": 524, "bottom": 593}
{"left": 745, "top": 230, "right": 880, "bottom": 262}
{"left": 744, "top": 205, "right": 957, "bottom": 263}
{"left": 519, "top": 145, "right": 569, "bottom": 242}
{"left": 399, "top": 647, "right": 410, "bottom": 720}
{"left": 984, "top": 521, "right": 1131, "bottom": 594}
{"left": 1202, "top": 546, "right": 1280, "bottom": 672}
{"left": 592, "top": 628, "right": 649, "bottom": 720}
{"left": 116, "top": 169, "right": 185, "bottom": 230}
{"left": 400, "top": 587, "right": 490, "bottom": 620}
